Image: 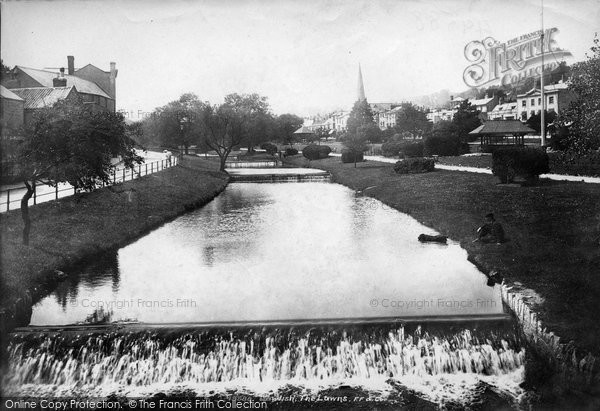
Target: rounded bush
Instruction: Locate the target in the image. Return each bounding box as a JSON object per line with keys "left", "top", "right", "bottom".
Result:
{"left": 381, "top": 141, "right": 404, "bottom": 157}
{"left": 423, "top": 134, "right": 466, "bottom": 156}
{"left": 492, "top": 147, "right": 549, "bottom": 184}
{"left": 260, "top": 142, "right": 278, "bottom": 155}
{"left": 393, "top": 158, "right": 435, "bottom": 174}
{"left": 302, "top": 144, "right": 331, "bottom": 160}
{"left": 285, "top": 147, "right": 298, "bottom": 156}
{"left": 341, "top": 149, "right": 364, "bottom": 163}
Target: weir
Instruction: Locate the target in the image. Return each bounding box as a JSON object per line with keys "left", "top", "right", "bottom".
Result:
{"left": 226, "top": 167, "right": 331, "bottom": 182}
{"left": 1, "top": 175, "right": 530, "bottom": 407}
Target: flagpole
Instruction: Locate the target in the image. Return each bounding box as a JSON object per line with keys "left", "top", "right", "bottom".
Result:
{"left": 540, "top": 0, "right": 546, "bottom": 147}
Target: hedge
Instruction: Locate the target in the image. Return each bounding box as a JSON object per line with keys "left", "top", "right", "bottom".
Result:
{"left": 492, "top": 147, "right": 549, "bottom": 184}
{"left": 260, "top": 143, "right": 278, "bottom": 155}
{"left": 381, "top": 141, "right": 424, "bottom": 158}
{"left": 341, "top": 149, "right": 364, "bottom": 163}
{"left": 423, "top": 134, "right": 466, "bottom": 156}
{"left": 393, "top": 158, "right": 435, "bottom": 174}
{"left": 302, "top": 144, "right": 332, "bottom": 160}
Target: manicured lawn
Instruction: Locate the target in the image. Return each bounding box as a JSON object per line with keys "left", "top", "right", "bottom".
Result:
{"left": 0, "top": 156, "right": 229, "bottom": 314}
{"left": 285, "top": 155, "right": 600, "bottom": 355}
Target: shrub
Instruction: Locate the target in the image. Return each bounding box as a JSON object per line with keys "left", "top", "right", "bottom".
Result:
{"left": 393, "top": 158, "right": 435, "bottom": 174}
{"left": 381, "top": 140, "right": 424, "bottom": 158}
{"left": 402, "top": 142, "right": 424, "bottom": 158}
{"left": 302, "top": 144, "right": 331, "bottom": 160}
{"left": 260, "top": 142, "right": 278, "bottom": 155}
{"left": 548, "top": 150, "right": 600, "bottom": 177}
{"left": 341, "top": 149, "right": 364, "bottom": 163}
{"left": 381, "top": 141, "right": 404, "bottom": 157}
{"left": 492, "top": 147, "right": 549, "bottom": 184}
{"left": 285, "top": 147, "right": 298, "bottom": 156}
{"left": 423, "top": 133, "right": 467, "bottom": 156}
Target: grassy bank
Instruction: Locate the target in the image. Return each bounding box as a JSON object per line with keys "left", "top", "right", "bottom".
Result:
{"left": 284, "top": 155, "right": 600, "bottom": 356}
{"left": 0, "top": 156, "right": 229, "bottom": 315}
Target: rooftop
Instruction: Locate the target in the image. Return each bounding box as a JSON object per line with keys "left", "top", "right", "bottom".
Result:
{"left": 10, "top": 86, "right": 77, "bottom": 109}
{"left": 469, "top": 120, "right": 535, "bottom": 135}
{"left": 16, "top": 66, "right": 111, "bottom": 99}
{"left": 0, "top": 85, "right": 24, "bottom": 101}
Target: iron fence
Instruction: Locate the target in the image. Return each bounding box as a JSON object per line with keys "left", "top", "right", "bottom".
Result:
{"left": 0, "top": 156, "right": 178, "bottom": 213}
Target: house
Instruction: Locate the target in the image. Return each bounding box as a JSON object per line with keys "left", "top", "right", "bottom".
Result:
{"left": 1, "top": 85, "right": 24, "bottom": 135}
{"left": 9, "top": 86, "right": 81, "bottom": 125}
{"left": 378, "top": 106, "right": 404, "bottom": 129}
{"left": 516, "top": 81, "right": 575, "bottom": 121}
{"left": 1, "top": 56, "right": 117, "bottom": 113}
{"left": 467, "top": 95, "right": 499, "bottom": 120}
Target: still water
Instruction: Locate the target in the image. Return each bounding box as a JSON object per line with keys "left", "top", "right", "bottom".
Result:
{"left": 30, "top": 182, "right": 503, "bottom": 326}
{"left": 6, "top": 180, "right": 527, "bottom": 407}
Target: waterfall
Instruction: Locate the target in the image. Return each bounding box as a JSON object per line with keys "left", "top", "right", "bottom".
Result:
{"left": 2, "top": 325, "right": 525, "bottom": 404}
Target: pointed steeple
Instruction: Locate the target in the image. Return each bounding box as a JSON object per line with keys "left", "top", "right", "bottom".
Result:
{"left": 357, "top": 63, "right": 366, "bottom": 102}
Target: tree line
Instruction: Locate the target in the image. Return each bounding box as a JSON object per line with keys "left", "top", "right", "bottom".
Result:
{"left": 136, "top": 93, "right": 303, "bottom": 171}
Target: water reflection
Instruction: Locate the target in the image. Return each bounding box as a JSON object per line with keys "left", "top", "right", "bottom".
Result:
{"left": 30, "top": 182, "right": 503, "bottom": 325}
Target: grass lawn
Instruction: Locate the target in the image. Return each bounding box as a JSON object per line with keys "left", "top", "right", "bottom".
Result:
{"left": 0, "top": 156, "right": 229, "bottom": 318}
{"left": 285, "top": 155, "right": 600, "bottom": 355}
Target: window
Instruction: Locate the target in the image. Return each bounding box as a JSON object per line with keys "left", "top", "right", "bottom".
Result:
{"left": 538, "top": 98, "right": 541, "bottom": 105}
{"left": 549, "top": 96, "right": 554, "bottom": 104}
{"left": 521, "top": 112, "right": 527, "bottom": 120}
{"left": 531, "top": 99, "right": 535, "bottom": 105}
{"left": 522, "top": 100, "right": 526, "bottom": 107}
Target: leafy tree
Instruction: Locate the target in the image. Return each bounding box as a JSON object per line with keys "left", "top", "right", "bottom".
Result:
{"left": 197, "top": 102, "right": 246, "bottom": 171}
{"left": 393, "top": 103, "right": 432, "bottom": 138}
{"left": 346, "top": 99, "right": 376, "bottom": 135}
{"left": 526, "top": 110, "right": 557, "bottom": 134}
{"left": 557, "top": 35, "right": 600, "bottom": 153}
{"left": 452, "top": 100, "right": 481, "bottom": 143}
{"left": 342, "top": 125, "right": 370, "bottom": 168}
{"left": 17, "top": 99, "right": 142, "bottom": 245}
{"left": 275, "top": 113, "right": 303, "bottom": 147}
{"left": 149, "top": 93, "right": 206, "bottom": 154}
{"left": 223, "top": 93, "right": 272, "bottom": 152}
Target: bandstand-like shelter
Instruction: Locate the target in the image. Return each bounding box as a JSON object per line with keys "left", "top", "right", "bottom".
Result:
{"left": 469, "top": 120, "right": 535, "bottom": 149}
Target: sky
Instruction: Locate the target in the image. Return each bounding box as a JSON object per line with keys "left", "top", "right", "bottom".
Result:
{"left": 1, "top": 0, "right": 599, "bottom": 118}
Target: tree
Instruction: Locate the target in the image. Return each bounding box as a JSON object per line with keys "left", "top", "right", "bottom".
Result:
{"left": 452, "top": 100, "right": 481, "bottom": 143}
{"left": 526, "top": 110, "right": 557, "bottom": 134}
{"left": 223, "top": 93, "right": 272, "bottom": 152}
{"left": 17, "top": 99, "right": 142, "bottom": 245}
{"left": 393, "top": 102, "right": 431, "bottom": 138}
{"left": 151, "top": 93, "right": 206, "bottom": 154}
{"left": 346, "top": 99, "right": 376, "bottom": 135}
{"left": 557, "top": 35, "right": 600, "bottom": 153}
{"left": 275, "top": 113, "right": 303, "bottom": 147}
{"left": 342, "top": 125, "right": 370, "bottom": 168}
{"left": 197, "top": 103, "right": 246, "bottom": 171}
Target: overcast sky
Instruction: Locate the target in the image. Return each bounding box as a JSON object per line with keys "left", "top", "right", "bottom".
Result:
{"left": 1, "top": 0, "right": 599, "bottom": 118}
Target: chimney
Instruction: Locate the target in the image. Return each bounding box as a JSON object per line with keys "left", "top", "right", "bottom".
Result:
{"left": 67, "top": 55, "right": 74, "bottom": 75}
{"left": 450, "top": 95, "right": 454, "bottom": 101}
{"left": 53, "top": 72, "right": 67, "bottom": 87}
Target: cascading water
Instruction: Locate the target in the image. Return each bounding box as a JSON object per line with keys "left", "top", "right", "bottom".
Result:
{"left": 2, "top": 324, "right": 526, "bottom": 407}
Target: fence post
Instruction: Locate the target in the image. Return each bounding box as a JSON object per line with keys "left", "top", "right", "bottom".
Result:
{"left": 55, "top": 185, "right": 58, "bottom": 200}
{"left": 123, "top": 168, "right": 125, "bottom": 182}
{"left": 33, "top": 184, "right": 37, "bottom": 205}
{"left": 6, "top": 189, "right": 10, "bottom": 212}
{"left": 151, "top": 163, "right": 154, "bottom": 173}
{"left": 113, "top": 169, "right": 116, "bottom": 184}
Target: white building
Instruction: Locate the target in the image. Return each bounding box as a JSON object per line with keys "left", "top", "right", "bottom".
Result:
{"left": 488, "top": 102, "right": 518, "bottom": 120}
{"left": 516, "top": 82, "right": 575, "bottom": 120}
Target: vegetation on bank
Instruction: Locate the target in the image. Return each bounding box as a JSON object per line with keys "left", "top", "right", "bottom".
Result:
{"left": 0, "top": 156, "right": 229, "bottom": 312}
{"left": 284, "top": 155, "right": 600, "bottom": 357}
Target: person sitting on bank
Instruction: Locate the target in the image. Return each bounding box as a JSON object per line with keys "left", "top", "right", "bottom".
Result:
{"left": 474, "top": 213, "right": 506, "bottom": 244}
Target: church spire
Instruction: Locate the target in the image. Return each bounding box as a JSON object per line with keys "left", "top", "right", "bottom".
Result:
{"left": 357, "top": 63, "right": 366, "bottom": 102}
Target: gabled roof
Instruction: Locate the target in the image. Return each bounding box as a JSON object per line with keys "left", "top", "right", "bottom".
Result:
{"left": 16, "top": 66, "right": 111, "bottom": 99}
{"left": 10, "top": 86, "right": 77, "bottom": 109}
{"left": 0, "top": 85, "right": 24, "bottom": 101}
{"left": 517, "top": 83, "right": 569, "bottom": 98}
{"left": 294, "top": 126, "right": 315, "bottom": 134}
{"left": 469, "top": 120, "right": 535, "bottom": 135}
